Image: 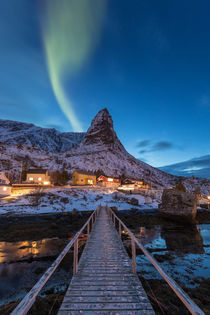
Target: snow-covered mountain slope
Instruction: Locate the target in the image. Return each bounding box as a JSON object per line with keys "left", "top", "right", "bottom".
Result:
{"left": 60, "top": 109, "right": 176, "bottom": 188}
{"left": 0, "top": 119, "right": 85, "bottom": 152}
{"left": 0, "top": 109, "right": 210, "bottom": 193}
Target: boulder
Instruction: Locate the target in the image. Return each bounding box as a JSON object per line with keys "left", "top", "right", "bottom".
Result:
{"left": 159, "top": 189, "right": 197, "bottom": 221}
{"left": 129, "top": 198, "right": 139, "bottom": 206}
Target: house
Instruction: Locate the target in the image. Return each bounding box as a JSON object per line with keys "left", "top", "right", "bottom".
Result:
{"left": 26, "top": 169, "right": 51, "bottom": 185}
{"left": 0, "top": 172, "right": 11, "bottom": 196}
{"left": 123, "top": 178, "right": 144, "bottom": 186}
{"left": 119, "top": 178, "right": 151, "bottom": 191}
{"left": 72, "top": 170, "right": 96, "bottom": 185}
{"left": 97, "top": 175, "right": 121, "bottom": 187}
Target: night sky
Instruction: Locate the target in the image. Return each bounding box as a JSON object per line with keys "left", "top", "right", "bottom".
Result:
{"left": 1, "top": 1, "right": 210, "bottom": 177}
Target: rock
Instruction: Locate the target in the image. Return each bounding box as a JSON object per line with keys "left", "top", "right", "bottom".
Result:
{"left": 82, "top": 108, "right": 124, "bottom": 151}
{"left": 159, "top": 189, "right": 197, "bottom": 221}
{"left": 129, "top": 198, "right": 139, "bottom": 206}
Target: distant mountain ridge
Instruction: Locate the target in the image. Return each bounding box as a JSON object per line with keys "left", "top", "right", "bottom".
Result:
{"left": 0, "top": 109, "right": 210, "bottom": 194}
{"left": 0, "top": 119, "right": 85, "bottom": 152}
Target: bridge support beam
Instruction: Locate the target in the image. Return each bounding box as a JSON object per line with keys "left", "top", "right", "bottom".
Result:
{"left": 119, "top": 222, "right": 121, "bottom": 238}
{"left": 87, "top": 221, "right": 90, "bottom": 236}
{"left": 131, "top": 238, "right": 136, "bottom": 274}
{"left": 73, "top": 238, "right": 78, "bottom": 275}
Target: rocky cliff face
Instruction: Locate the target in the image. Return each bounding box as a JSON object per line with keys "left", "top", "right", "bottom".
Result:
{"left": 82, "top": 108, "right": 125, "bottom": 152}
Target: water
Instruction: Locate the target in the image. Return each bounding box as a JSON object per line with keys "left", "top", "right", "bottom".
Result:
{"left": 0, "top": 222, "right": 209, "bottom": 307}
{"left": 0, "top": 238, "right": 70, "bottom": 306}
{"left": 135, "top": 223, "right": 210, "bottom": 287}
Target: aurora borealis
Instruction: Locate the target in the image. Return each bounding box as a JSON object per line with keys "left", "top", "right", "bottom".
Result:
{"left": 41, "top": 0, "right": 107, "bottom": 131}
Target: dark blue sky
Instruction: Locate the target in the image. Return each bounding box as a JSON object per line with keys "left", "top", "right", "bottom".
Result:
{"left": 1, "top": 0, "right": 210, "bottom": 177}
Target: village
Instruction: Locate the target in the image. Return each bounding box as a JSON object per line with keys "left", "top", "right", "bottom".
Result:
{"left": 0, "top": 168, "right": 151, "bottom": 196}
{"left": 0, "top": 168, "right": 210, "bottom": 216}
{"left": 0, "top": 168, "right": 162, "bottom": 215}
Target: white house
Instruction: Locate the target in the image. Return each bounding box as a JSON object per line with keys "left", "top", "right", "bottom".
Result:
{"left": 26, "top": 169, "right": 51, "bottom": 185}
{"left": 0, "top": 172, "right": 11, "bottom": 196}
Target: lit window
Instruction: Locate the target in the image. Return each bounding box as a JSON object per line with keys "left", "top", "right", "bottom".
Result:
{"left": 108, "top": 178, "right": 113, "bottom": 182}
{"left": 38, "top": 177, "right": 42, "bottom": 181}
{"left": 3, "top": 187, "right": 7, "bottom": 191}
{"left": 29, "top": 177, "right": 34, "bottom": 181}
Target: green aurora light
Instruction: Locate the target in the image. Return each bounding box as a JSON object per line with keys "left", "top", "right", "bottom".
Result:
{"left": 41, "top": 0, "right": 107, "bottom": 131}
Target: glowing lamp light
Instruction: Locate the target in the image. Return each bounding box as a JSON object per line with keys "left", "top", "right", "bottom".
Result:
{"left": 207, "top": 195, "right": 210, "bottom": 200}
{"left": 108, "top": 178, "right": 113, "bottom": 182}
{"left": 38, "top": 177, "right": 42, "bottom": 181}
{"left": 32, "top": 241, "right": 37, "bottom": 248}
{"left": 43, "top": 181, "right": 49, "bottom": 185}
{"left": 3, "top": 187, "right": 7, "bottom": 191}
{"left": 29, "top": 177, "right": 33, "bottom": 181}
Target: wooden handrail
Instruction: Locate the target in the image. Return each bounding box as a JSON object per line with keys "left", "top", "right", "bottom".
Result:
{"left": 11, "top": 206, "right": 101, "bottom": 315}
{"left": 107, "top": 206, "right": 205, "bottom": 315}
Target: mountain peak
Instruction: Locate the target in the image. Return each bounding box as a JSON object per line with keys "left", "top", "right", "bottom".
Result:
{"left": 82, "top": 108, "right": 122, "bottom": 149}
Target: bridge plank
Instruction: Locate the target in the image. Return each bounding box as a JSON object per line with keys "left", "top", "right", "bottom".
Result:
{"left": 58, "top": 207, "right": 155, "bottom": 314}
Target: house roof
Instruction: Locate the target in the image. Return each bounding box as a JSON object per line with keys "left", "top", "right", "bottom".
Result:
{"left": 74, "top": 169, "right": 96, "bottom": 176}
{"left": 97, "top": 175, "right": 120, "bottom": 180}
{"left": 27, "top": 169, "right": 47, "bottom": 174}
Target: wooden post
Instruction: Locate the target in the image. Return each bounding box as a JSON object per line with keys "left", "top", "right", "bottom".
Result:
{"left": 113, "top": 215, "right": 116, "bottom": 226}
{"left": 87, "top": 222, "right": 90, "bottom": 236}
{"left": 73, "top": 238, "right": 78, "bottom": 275}
{"left": 92, "top": 215, "right": 94, "bottom": 226}
{"left": 119, "top": 222, "right": 121, "bottom": 238}
{"left": 131, "top": 238, "right": 136, "bottom": 274}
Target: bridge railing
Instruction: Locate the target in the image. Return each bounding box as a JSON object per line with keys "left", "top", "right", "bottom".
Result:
{"left": 11, "top": 206, "right": 101, "bottom": 315}
{"left": 107, "top": 206, "right": 205, "bottom": 315}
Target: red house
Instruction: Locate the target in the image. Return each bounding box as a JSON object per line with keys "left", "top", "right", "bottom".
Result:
{"left": 97, "top": 175, "right": 121, "bottom": 187}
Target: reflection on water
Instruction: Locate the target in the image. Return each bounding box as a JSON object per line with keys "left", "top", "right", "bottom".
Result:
{"left": 161, "top": 225, "right": 204, "bottom": 254}
{"left": 0, "top": 238, "right": 69, "bottom": 306}
{"left": 135, "top": 223, "right": 210, "bottom": 287}
{"left": 0, "top": 238, "right": 67, "bottom": 263}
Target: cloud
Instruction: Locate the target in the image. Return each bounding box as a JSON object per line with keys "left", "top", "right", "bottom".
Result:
{"left": 159, "top": 155, "right": 210, "bottom": 179}
{"left": 137, "top": 140, "right": 176, "bottom": 154}
{"left": 137, "top": 140, "right": 150, "bottom": 148}
{"left": 153, "top": 141, "right": 173, "bottom": 151}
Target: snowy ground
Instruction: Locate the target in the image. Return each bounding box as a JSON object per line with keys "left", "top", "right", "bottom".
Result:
{"left": 0, "top": 186, "right": 160, "bottom": 215}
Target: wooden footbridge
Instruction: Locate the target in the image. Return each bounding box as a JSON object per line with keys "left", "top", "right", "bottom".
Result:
{"left": 11, "top": 206, "right": 205, "bottom": 315}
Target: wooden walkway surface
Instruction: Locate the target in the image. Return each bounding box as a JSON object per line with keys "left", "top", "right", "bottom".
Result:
{"left": 58, "top": 206, "right": 155, "bottom": 315}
